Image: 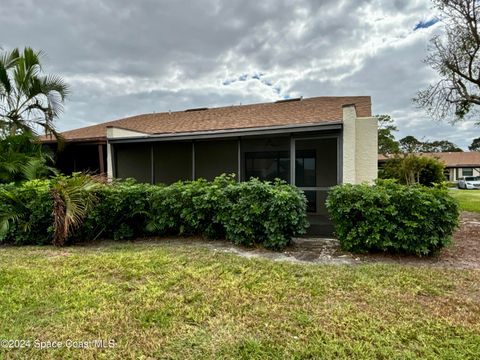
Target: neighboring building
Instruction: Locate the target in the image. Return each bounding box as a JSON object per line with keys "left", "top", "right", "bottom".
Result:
{"left": 378, "top": 152, "right": 480, "bottom": 181}
{"left": 43, "top": 96, "right": 378, "bottom": 234}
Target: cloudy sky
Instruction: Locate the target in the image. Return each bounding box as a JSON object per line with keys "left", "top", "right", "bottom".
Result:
{"left": 2, "top": 0, "right": 478, "bottom": 148}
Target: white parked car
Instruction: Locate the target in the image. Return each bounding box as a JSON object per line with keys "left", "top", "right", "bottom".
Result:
{"left": 457, "top": 176, "right": 480, "bottom": 189}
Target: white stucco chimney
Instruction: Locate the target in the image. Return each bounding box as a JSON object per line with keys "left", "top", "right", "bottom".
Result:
{"left": 342, "top": 104, "right": 378, "bottom": 184}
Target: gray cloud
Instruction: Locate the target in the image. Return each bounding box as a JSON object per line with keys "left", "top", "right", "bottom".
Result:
{"left": 1, "top": 0, "right": 477, "bottom": 148}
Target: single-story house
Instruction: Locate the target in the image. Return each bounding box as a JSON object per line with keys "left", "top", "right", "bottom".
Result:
{"left": 43, "top": 96, "right": 378, "bottom": 234}
{"left": 378, "top": 152, "right": 480, "bottom": 181}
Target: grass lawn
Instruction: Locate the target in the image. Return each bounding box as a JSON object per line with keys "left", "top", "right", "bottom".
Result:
{"left": 449, "top": 189, "right": 480, "bottom": 213}
{"left": 0, "top": 242, "right": 479, "bottom": 359}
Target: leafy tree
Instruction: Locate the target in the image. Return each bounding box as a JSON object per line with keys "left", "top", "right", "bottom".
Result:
{"left": 469, "top": 137, "right": 480, "bottom": 150}
{"left": 399, "top": 135, "right": 462, "bottom": 153}
{"left": 415, "top": 0, "right": 480, "bottom": 123}
{"left": 0, "top": 47, "right": 69, "bottom": 138}
{"left": 380, "top": 154, "right": 445, "bottom": 186}
{"left": 399, "top": 136, "right": 424, "bottom": 153}
{"left": 376, "top": 114, "right": 400, "bottom": 155}
{"left": 422, "top": 140, "right": 463, "bottom": 152}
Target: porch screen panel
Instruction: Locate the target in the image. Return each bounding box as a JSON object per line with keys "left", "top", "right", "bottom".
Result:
{"left": 115, "top": 143, "right": 150, "bottom": 183}
{"left": 295, "top": 137, "right": 337, "bottom": 216}
{"left": 154, "top": 142, "right": 192, "bottom": 185}
{"left": 241, "top": 136, "right": 290, "bottom": 182}
{"left": 195, "top": 140, "right": 238, "bottom": 181}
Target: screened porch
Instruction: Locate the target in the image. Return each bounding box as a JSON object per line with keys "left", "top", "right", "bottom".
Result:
{"left": 113, "top": 132, "right": 341, "bottom": 235}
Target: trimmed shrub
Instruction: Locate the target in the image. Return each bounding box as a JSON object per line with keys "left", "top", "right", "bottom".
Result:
{"left": 72, "top": 180, "right": 152, "bottom": 241}
{"left": 220, "top": 178, "right": 309, "bottom": 249}
{"left": 146, "top": 175, "right": 231, "bottom": 239}
{"left": 145, "top": 175, "right": 309, "bottom": 249}
{"left": 0, "top": 174, "right": 309, "bottom": 250}
{"left": 326, "top": 180, "right": 459, "bottom": 255}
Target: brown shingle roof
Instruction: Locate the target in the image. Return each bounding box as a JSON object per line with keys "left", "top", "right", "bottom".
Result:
{"left": 379, "top": 152, "right": 480, "bottom": 167}
{"left": 43, "top": 96, "right": 371, "bottom": 142}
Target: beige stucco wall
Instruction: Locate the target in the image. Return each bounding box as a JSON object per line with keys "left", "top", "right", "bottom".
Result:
{"left": 342, "top": 105, "right": 378, "bottom": 184}
{"left": 342, "top": 105, "right": 357, "bottom": 183}
{"left": 355, "top": 116, "right": 378, "bottom": 183}
{"left": 106, "top": 127, "right": 148, "bottom": 138}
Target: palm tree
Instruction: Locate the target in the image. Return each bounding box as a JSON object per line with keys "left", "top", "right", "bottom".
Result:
{"left": 0, "top": 47, "right": 69, "bottom": 138}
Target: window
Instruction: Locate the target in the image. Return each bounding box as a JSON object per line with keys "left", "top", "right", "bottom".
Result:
{"left": 462, "top": 168, "right": 473, "bottom": 177}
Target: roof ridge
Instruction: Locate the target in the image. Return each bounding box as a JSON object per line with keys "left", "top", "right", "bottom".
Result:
{"left": 100, "top": 95, "right": 372, "bottom": 124}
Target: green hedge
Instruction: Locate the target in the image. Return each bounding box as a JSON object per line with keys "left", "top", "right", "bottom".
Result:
{"left": 72, "top": 180, "right": 152, "bottom": 241}
{"left": 0, "top": 174, "right": 308, "bottom": 250}
{"left": 326, "top": 180, "right": 459, "bottom": 255}
{"left": 220, "top": 178, "right": 309, "bottom": 249}
{"left": 0, "top": 180, "right": 53, "bottom": 245}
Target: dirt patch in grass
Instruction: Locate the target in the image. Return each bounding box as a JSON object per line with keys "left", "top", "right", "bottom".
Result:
{"left": 130, "top": 236, "right": 362, "bottom": 266}
{"left": 441, "top": 212, "right": 480, "bottom": 265}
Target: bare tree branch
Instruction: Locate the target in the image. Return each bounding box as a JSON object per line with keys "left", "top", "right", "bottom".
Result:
{"left": 415, "top": 0, "right": 480, "bottom": 123}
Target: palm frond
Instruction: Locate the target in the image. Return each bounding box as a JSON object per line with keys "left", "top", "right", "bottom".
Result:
{"left": 0, "top": 61, "right": 12, "bottom": 95}
{"left": 0, "top": 133, "right": 57, "bottom": 183}
{"left": 52, "top": 174, "right": 102, "bottom": 246}
{"left": 22, "top": 48, "right": 42, "bottom": 71}
{"left": 21, "top": 157, "right": 58, "bottom": 181}
{"left": 0, "top": 152, "right": 25, "bottom": 180}
{"left": 0, "top": 48, "right": 20, "bottom": 69}
{"left": 0, "top": 48, "right": 20, "bottom": 95}
{"left": 0, "top": 187, "right": 27, "bottom": 239}
{"left": 42, "top": 74, "right": 70, "bottom": 100}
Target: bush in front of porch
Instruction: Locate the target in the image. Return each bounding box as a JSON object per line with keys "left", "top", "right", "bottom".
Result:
{"left": 326, "top": 180, "right": 459, "bottom": 256}
{"left": 0, "top": 174, "right": 309, "bottom": 250}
